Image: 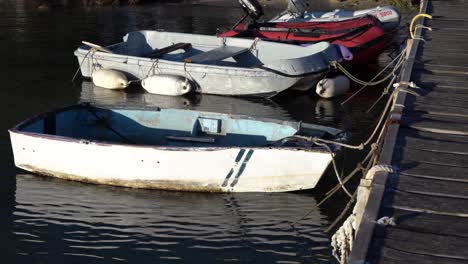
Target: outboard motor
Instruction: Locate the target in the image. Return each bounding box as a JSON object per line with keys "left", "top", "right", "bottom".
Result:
{"left": 286, "top": 0, "right": 309, "bottom": 17}
{"left": 232, "top": 0, "right": 264, "bottom": 30}
{"left": 238, "top": 0, "right": 264, "bottom": 21}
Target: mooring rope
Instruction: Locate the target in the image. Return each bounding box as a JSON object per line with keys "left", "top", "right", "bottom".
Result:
{"left": 366, "top": 73, "right": 399, "bottom": 113}
{"left": 332, "top": 48, "right": 404, "bottom": 87}
{"left": 337, "top": 49, "right": 406, "bottom": 106}
{"left": 72, "top": 49, "right": 95, "bottom": 82}
{"left": 317, "top": 142, "right": 353, "bottom": 198}
{"left": 291, "top": 87, "right": 400, "bottom": 227}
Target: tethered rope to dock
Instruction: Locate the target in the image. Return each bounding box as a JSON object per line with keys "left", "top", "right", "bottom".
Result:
{"left": 335, "top": 48, "right": 406, "bottom": 106}
{"left": 291, "top": 79, "right": 408, "bottom": 227}
{"left": 72, "top": 49, "right": 95, "bottom": 83}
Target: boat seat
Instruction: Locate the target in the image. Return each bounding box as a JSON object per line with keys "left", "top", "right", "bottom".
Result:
{"left": 184, "top": 46, "right": 249, "bottom": 63}
{"left": 146, "top": 43, "right": 192, "bottom": 58}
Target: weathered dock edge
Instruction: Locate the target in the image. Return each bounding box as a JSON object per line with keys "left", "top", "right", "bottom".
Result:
{"left": 348, "top": 0, "right": 430, "bottom": 263}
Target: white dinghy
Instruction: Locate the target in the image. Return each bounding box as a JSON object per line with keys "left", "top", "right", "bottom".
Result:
{"left": 9, "top": 104, "right": 345, "bottom": 192}
{"left": 74, "top": 31, "right": 343, "bottom": 97}
{"left": 270, "top": 0, "right": 400, "bottom": 30}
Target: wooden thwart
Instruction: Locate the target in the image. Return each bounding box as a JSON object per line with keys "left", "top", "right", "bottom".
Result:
{"left": 185, "top": 46, "right": 249, "bottom": 63}
{"left": 165, "top": 136, "right": 215, "bottom": 143}
{"left": 147, "top": 42, "right": 192, "bottom": 58}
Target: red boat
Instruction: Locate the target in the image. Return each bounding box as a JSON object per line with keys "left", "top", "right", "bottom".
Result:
{"left": 219, "top": 0, "right": 388, "bottom": 65}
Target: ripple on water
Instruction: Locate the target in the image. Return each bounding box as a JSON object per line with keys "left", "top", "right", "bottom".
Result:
{"left": 13, "top": 175, "right": 333, "bottom": 263}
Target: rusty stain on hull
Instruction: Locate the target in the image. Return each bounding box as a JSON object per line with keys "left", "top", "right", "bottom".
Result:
{"left": 19, "top": 164, "right": 225, "bottom": 193}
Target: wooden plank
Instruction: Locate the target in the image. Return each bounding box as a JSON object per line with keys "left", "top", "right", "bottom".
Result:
{"left": 400, "top": 114, "right": 468, "bottom": 135}
{"left": 420, "top": 51, "right": 468, "bottom": 62}
{"left": 407, "top": 94, "right": 468, "bottom": 107}
{"left": 387, "top": 174, "right": 468, "bottom": 198}
{"left": 372, "top": 228, "right": 468, "bottom": 259}
{"left": 402, "top": 111, "right": 468, "bottom": 124}
{"left": 396, "top": 136, "right": 468, "bottom": 154}
{"left": 382, "top": 190, "right": 468, "bottom": 215}
{"left": 415, "top": 73, "right": 468, "bottom": 86}
{"left": 165, "top": 136, "right": 215, "bottom": 143}
{"left": 378, "top": 208, "right": 468, "bottom": 237}
{"left": 406, "top": 104, "right": 468, "bottom": 117}
{"left": 185, "top": 46, "right": 248, "bottom": 63}
{"left": 417, "top": 57, "right": 468, "bottom": 69}
{"left": 398, "top": 161, "right": 468, "bottom": 181}
{"left": 398, "top": 127, "right": 468, "bottom": 142}
{"left": 414, "top": 62, "right": 468, "bottom": 74}
{"left": 409, "top": 91, "right": 468, "bottom": 102}
{"left": 396, "top": 128, "right": 468, "bottom": 154}
{"left": 414, "top": 70, "right": 468, "bottom": 82}
{"left": 368, "top": 246, "right": 468, "bottom": 264}
{"left": 146, "top": 42, "right": 191, "bottom": 58}
{"left": 393, "top": 147, "right": 468, "bottom": 167}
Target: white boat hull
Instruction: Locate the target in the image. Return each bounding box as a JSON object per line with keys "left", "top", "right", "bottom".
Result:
{"left": 10, "top": 132, "right": 333, "bottom": 192}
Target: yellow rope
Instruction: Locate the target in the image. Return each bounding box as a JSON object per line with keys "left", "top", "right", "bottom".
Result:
{"left": 410, "top": 13, "right": 433, "bottom": 39}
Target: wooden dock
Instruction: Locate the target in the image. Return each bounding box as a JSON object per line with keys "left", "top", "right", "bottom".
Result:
{"left": 349, "top": 0, "right": 468, "bottom": 263}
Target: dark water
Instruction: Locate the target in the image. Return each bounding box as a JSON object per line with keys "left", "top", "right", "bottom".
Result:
{"left": 0, "top": 1, "right": 406, "bottom": 262}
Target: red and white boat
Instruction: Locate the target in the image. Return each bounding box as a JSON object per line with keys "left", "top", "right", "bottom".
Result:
{"left": 219, "top": 0, "right": 391, "bottom": 65}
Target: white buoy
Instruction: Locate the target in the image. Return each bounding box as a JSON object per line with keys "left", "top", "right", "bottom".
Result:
{"left": 91, "top": 69, "right": 129, "bottom": 90}
{"left": 141, "top": 74, "right": 192, "bottom": 96}
{"left": 315, "top": 75, "right": 350, "bottom": 98}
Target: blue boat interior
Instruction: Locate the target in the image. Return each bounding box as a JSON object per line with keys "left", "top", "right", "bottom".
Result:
{"left": 18, "top": 105, "right": 338, "bottom": 148}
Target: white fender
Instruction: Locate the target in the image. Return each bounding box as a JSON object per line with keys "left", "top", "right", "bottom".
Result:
{"left": 316, "top": 75, "right": 350, "bottom": 98}
{"left": 142, "top": 75, "right": 192, "bottom": 96}
{"left": 91, "top": 69, "right": 129, "bottom": 90}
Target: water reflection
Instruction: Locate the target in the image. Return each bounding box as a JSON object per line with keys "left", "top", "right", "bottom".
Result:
{"left": 80, "top": 80, "right": 292, "bottom": 120}
{"left": 14, "top": 174, "right": 333, "bottom": 263}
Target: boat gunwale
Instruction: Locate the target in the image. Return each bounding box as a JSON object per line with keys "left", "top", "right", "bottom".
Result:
{"left": 73, "top": 47, "right": 331, "bottom": 77}
{"left": 9, "top": 103, "right": 340, "bottom": 153}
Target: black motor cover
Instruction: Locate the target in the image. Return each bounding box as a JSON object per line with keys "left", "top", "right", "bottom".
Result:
{"left": 287, "top": 0, "right": 309, "bottom": 16}
{"left": 238, "top": 0, "right": 264, "bottom": 20}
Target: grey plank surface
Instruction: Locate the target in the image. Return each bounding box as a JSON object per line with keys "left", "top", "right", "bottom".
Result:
{"left": 368, "top": 245, "right": 468, "bottom": 264}
{"left": 400, "top": 114, "right": 468, "bottom": 135}
{"left": 372, "top": 228, "right": 468, "bottom": 259}
{"left": 393, "top": 147, "right": 468, "bottom": 167}
{"left": 398, "top": 161, "right": 468, "bottom": 181}
{"left": 382, "top": 190, "right": 468, "bottom": 215}
{"left": 378, "top": 208, "right": 468, "bottom": 237}
{"left": 387, "top": 174, "right": 468, "bottom": 198}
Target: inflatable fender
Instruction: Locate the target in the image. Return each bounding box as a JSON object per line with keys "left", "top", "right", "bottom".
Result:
{"left": 142, "top": 74, "right": 192, "bottom": 96}
{"left": 91, "top": 69, "right": 129, "bottom": 90}
{"left": 316, "top": 75, "right": 350, "bottom": 98}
